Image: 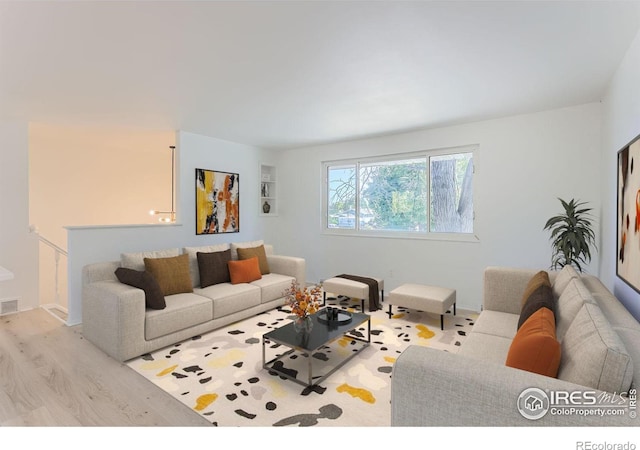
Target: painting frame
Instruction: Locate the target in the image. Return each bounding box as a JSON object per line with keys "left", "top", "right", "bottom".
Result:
{"left": 616, "top": 132, "right": 640, "bottom": 293}
{"left": 195, "top": 168, "right": 240, "bottom": 235}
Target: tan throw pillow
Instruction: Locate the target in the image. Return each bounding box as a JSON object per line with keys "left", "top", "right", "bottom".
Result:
{"left": 237, "top": 245, "right": 270, "bottom": 275}
{"left": 521, "top": 271, "right": 551, "bottom": 309}
{"left": 144, "top": 254, "right": 193, "bottom": 296}
{"left": 231, "top": 240, "right": 264, "bottom": 260}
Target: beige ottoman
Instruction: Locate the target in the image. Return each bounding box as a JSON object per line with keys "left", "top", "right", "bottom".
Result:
{"left": 388, "top": 283, "right": 456, "bottom": 330}
{"left": 322, "top": 276, "right": 384, "bottom": 312}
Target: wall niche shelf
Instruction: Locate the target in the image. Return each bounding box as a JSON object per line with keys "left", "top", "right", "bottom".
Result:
{"left": 260, "top": 163, "right": 277, "bottom": 216}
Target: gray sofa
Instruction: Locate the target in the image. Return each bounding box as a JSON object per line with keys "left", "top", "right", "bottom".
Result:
{"left": 391, "top": 265, "right": 640, "bottom": 426}
{"left": 82, "top": 241, "right": 305, "bottom": 362}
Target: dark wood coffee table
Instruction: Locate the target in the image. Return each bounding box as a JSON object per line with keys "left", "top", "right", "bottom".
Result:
{"left": 262, "top": 310, "right": 371, "bottom": 387}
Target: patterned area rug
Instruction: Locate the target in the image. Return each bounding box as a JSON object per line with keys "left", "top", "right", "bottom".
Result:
{"left": 126, "top": 295, "right": 477, "bottom": 427}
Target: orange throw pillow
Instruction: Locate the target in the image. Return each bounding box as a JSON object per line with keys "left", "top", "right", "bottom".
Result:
{"left": 228, "top": 257, "right": 262, "bottom": 284}
{"left": 506, "top": 307, "right": 561, "bottom": 378}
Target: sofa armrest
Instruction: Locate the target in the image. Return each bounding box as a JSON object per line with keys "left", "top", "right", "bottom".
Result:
{"left": 82, "top": 280, "right": 146, "bottom": 361}
{"left": 483, "top": 266, "right": 540, "bottom": 314}
{"left": 391, "top": 346, "right": 636, "bottom": 426}
{"left": 268, "top": 255, "right": 306, "bottom": 287}
{"left": 82, "top": 261, "right": 120, "bottom": 284}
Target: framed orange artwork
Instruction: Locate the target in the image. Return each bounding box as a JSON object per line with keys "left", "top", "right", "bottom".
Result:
{"left": 617, "top": 133, "right": 640, "bottom": 292}
{"left": 196, "top": 168, "right": 239, "bottom": 234}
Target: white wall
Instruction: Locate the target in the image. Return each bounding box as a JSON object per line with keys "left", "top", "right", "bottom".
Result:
{"left": 601, "top": 28, "right": 640, "bottom": 321}
{"left": 0, "top": 121, "right": 39, "bottom": 312}
{"left": 29, "top": 124, "right": 177, "bottom": 247}
{"left": 66, "top": 130, "right": 275, "bottom": 325}
{"left": 29, "top": 124, "right": 176, "bottom": 309}
{"left": 265, "top": 104, "right": 603, "bottom": 312}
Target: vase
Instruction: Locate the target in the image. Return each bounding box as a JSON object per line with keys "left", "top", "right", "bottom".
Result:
{"left": 263, "top": 201, "right": 271, "bottom": 213}
{"left": 293, "top": 316, "right": 313, "bottom": 334}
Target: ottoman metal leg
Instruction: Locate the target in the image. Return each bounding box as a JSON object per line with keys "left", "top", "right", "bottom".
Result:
{"left": 388, "top": 304, "right": 393, "bottom": 318}
{"left": 323, "top": 291, "right": 327, "bottom": 306}
{"left": 441, "top": 303, "right": 456, "bottom": 330}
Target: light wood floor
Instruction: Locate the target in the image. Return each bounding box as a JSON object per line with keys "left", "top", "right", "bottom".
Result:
{"left": 0, "top": 307, "right": 211, "bottom": 426}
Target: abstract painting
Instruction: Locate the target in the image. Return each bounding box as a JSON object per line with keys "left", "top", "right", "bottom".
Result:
{"left": 196, "top": 168, "right": 239, "bottom": 234}
{"left": 617, "top": 133, "right": 640, "bottom": 292}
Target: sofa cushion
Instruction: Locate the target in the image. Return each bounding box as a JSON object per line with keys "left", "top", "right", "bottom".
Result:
{"left": 558, "top": 303, "right": 634, "bottom": 393}
{"left": 458, "top": 332, "right": 513, "bottom": 364}
{"left": 197, "top": 249, "right": 231, "bottom": 287}
{"left": 184, "top": 244, "right": 230, "bottom": 288}
{"left": 144, "top": 254, "right": 193, "bottom": 296}
{"left": 592, "top": 293, "right": 640, "bottom": 330}
{"left": 114, "top": 267, "right": 166, "bottom": 310}
{"left": 228, "top": 257, "right": 262, "bottom": 284}
{"left": 506, "top": 307, "right": 561, "bottom": 378}
{"left": 251, "top": 273, "right": 295, "bottom": 303}
{"left": 195, "top": 283, "right": 261, "bottom": 319}
{"left": 144, "top": 293, "right": 213, "bottom": 340}
{"left": 552, "top": 264, "right": 579, "bottom": 299}
{"left": 471, "top": 310, "right": 519, "bottom": 339}
{"left": 121, "top": 248, "right": 179, "bottom": 272}
{"left": 613, "top": 326, "right": 640, "bottom": 388}
{"left": 518, "top": 273, "right": 554, "bottom": 330}
{"left": 555, "top": 277, "right": 594, "bottom": 341}
{"left": 237, "top": 245, "right": 270, "bottom": 275}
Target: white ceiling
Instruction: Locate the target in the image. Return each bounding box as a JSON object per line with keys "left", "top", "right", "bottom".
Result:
{"left": 1, "top": 1, "right": 640, "bottom": 150}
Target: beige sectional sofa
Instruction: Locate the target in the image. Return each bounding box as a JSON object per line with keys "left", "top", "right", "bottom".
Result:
{"left": 82, "top": 241, "right": 305, "bottom": 362}
{"left": 391, "top": 265, "right": 640, "bottom": 426}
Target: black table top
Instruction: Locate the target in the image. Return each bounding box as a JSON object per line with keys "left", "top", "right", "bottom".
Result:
{"left": 263, "top": 309, "right": 370, "bottom": 352}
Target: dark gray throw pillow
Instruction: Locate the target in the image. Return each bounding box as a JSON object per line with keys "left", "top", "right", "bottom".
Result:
{"left": 518, "top": 283, "right": 555, "bottom": 330}
{"left": 115, "top": 267, "right": 166, "bottom": 310}
{"left": 197, "top": 249, "right": 232, "bottom": 288}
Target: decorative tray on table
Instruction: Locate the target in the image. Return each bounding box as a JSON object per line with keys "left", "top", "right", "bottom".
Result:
{"left": 317, "top": 308, "right": 352, "bottom": 324}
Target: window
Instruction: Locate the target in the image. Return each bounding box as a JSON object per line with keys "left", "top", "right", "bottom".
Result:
{"left": 324, "top": 146, "right": 476, "bottom": 238}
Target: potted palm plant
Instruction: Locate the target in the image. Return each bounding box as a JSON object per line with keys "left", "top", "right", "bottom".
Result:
{"left": 543, "top": 198, "right": 597, "bottom": 273}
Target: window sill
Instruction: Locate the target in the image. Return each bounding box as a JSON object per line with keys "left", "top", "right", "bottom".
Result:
{"left": 322, "top": 229, "right": 480, "bottom": 243}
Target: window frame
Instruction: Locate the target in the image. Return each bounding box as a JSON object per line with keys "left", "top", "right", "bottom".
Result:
{"left": 321, "top": 145, "right": 479, "bottom": 242}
